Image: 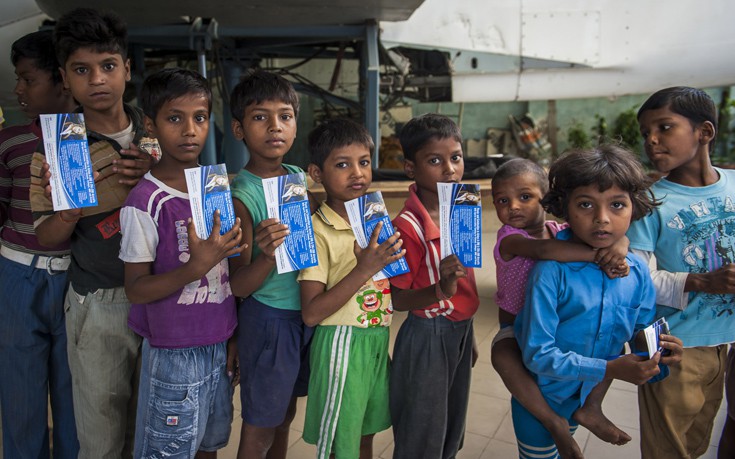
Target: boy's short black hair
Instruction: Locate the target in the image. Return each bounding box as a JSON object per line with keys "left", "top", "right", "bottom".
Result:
{"left": 638, "top": 86, "right": 718, "bottom": 150}
{"left": 398, "top": 113, "right": 463, "bottom": 162}
{"left": 492, "top": 158, "right": 548, "bottom": 195}
{"left": 542, "top": 144, "right": 658, "bottom": 221}
{"left": 11, "top": 30, "right": 62, "bottom": 84}
{"left": 140, "top": 68, "right": 212, "bottom": 121}
{"left": 308, "top": 118, "right": 374, "bottom": 169}
{"left": 230, "top": 70, "right": 300, "bottom": 122}
{"left": 54, "top": 8, "right": 128, "bottom": 67}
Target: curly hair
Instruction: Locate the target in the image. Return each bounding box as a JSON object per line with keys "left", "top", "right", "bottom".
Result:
{"left": 542, "top": 144, "right": 658, "bottom": 221}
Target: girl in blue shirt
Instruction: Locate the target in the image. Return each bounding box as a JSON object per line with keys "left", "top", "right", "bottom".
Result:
{"left": 513, "top": 145, "right": 683, "bottom": 458}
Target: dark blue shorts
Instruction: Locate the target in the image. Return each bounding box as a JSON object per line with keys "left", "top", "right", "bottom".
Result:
{"left": 238, "top": 296, "right": 313, "bottom": 427}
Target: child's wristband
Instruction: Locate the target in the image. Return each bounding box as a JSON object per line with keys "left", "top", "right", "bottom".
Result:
{"left": 435, "top": 282, "right": 451, "bottom": 301}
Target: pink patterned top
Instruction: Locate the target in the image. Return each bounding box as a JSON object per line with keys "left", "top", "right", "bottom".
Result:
{"left": 493, "top": 221, "right": 567, "bottom": 315}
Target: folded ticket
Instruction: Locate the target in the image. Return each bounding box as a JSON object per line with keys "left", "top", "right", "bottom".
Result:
{"left": 345, "top": 191, "right": 409, "bottom": 280}
{"left": 40, "top": 113, "right": 98, "bottom": 211}
{"left": 263, "top": 172, "right": 318, "bottom": 274}
{"left": 438, "top": 182, "right": 482, "bottom": 267}
{"left": 184, "top": 164, "right": 237, "bottom": 241}
{"left": 643, "top": 317, "right": 670, "bottom": 359}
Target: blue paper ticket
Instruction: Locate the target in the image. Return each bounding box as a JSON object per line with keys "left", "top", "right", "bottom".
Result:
{"left": 438, "top": 182, "right": 482, "bottom": 267}
{"left": 40, "top": 113, "right": 98, "bottom": 210}
{"left": 643, "top": 317, "right": 670, "bottom": 359}
{"left": 263, "top": 172, "right": 318, "bottom": 274}
{"left": 346, "top": 190, "right": 409, "bottom": 280}
{"left": 184, "top": 164, "right": 236, "bottom": 240}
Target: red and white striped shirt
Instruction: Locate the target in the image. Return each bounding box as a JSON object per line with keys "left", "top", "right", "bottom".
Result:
{"left": 390, "top": 184, "right": 479, "bottom": 321}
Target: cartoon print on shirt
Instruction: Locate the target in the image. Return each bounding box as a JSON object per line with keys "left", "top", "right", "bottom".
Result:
{"left": 355, "top": 281, "right": 393, "bottom": 327}
{"left": 670, "top": 194, "right": 735, "bottom": 321}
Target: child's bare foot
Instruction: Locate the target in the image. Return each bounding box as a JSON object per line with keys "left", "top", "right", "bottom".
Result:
{"left": 573, "top": 405, "right": 631, "bottom": 445}
{"left": 547, "top": 417, "right": 584, "bottom": 459}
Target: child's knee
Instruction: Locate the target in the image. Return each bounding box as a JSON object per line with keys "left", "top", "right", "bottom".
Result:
{"left": 491, "top": 338, "right": 520, "bottom": 372}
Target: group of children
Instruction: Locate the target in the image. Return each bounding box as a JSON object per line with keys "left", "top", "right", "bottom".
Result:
{"left": 0, "top": 6, "right": 732, "bottom": 459}
{"left": 489, "top": 87, "right": 735, "bottom": 459}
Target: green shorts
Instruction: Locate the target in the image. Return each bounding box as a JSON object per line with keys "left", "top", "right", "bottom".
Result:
{"left": 303, "top": 325, "right": 391, "bottom": 458}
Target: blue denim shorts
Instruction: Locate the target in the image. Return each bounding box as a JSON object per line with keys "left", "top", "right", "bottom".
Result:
{"left": 134, "top": 339, "right": 234, "bottom": 458}
{"left": 238, "top": 296, "right": 313, "bottom": 427}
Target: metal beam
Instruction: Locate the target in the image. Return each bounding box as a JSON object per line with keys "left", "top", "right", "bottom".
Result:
{"left": 363, "top": 21, "right": 380, "bottom": 167}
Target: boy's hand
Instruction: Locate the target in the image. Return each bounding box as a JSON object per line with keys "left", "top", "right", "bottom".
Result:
{"left": 226, "top": 336, "right": 240, "bottom": 387}
{"left": 698, "top": 264, "right": 735, "bottom": 294}
{"left": 40, "top": 161, "right": 97, "bottom": 215}
{"left": 658, "top": 334, "right": 683, "bottom": 366}
{"left": 438, "top": 254, "right": 467, "bottom": 298}
{"left": 606, "top": 352, "right": 661, "bottom": 385}
{"left": 254, "top": 218, "right": 289, "bottom": 260}
{"left": 39, "top": 162, "right": 53, "bottom": 201}
{"left": 354, "top": 221, "right": 405, "bottom": 278}
{"left": 187, "top": 211, "right": 244, "bottom": 275}
{"left": 115, "top": 143, "right": 154, "bottom": 186}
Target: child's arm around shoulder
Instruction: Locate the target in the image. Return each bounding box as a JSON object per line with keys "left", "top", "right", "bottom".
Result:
{"left": 500, "top": 229, "right": 629, "bottom": 278}
{"left": 125, "top": 211, "right": 243, "bottom": 304}
{"left": 228, "top": 198, "right": 289, "bottom": 298}
{"left": 499, "top": 232, "right": 594, "bottom": 262}
{"left": 300, "top": 221, "right": 405, "bottom": 327}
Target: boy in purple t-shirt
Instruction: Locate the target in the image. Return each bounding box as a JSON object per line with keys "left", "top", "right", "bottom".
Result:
{"left": 119, "top": 68, "right": 243, "bottom": 458}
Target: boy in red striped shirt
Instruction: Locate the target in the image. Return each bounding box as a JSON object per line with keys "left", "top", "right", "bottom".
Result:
{"left": 389, "top": 113, "right": 479, "bottom": 459}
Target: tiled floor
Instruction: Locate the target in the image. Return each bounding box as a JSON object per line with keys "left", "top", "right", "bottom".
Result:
{"left": 207, "top": 198, "right": 731, "bottom": 458}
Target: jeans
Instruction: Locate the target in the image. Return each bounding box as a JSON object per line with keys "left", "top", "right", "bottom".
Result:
{"left": 0, "top": 255, "right": 78, "bottom": 459}
{"left": 134, "top": 339, "right": 233, "bottom": 458}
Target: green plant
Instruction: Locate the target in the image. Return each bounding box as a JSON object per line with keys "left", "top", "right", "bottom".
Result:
{"left": 567, "top": 121, "right": 591, "bottom": 149}
{"left": 715, "top": 90, "right": 735, "bottom": 163}
{"left": 594, "top": 114, "right": 608, "bottom": 143}
{"left": 612, "top": 108, "right": 642, "bottom": 152}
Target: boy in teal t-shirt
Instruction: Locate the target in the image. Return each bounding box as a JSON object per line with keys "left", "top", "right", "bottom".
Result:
{"left": 228, "top": 70, "right": 311, "bottom": 459}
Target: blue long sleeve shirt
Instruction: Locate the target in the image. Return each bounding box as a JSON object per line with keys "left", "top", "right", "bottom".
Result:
{"left": 515, "top": 230, "right": 656, "bottom": 405}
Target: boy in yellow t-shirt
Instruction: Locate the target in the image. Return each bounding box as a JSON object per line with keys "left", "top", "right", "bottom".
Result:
{"left": 298, "top": 118, "right": 405, "bottom": 458}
